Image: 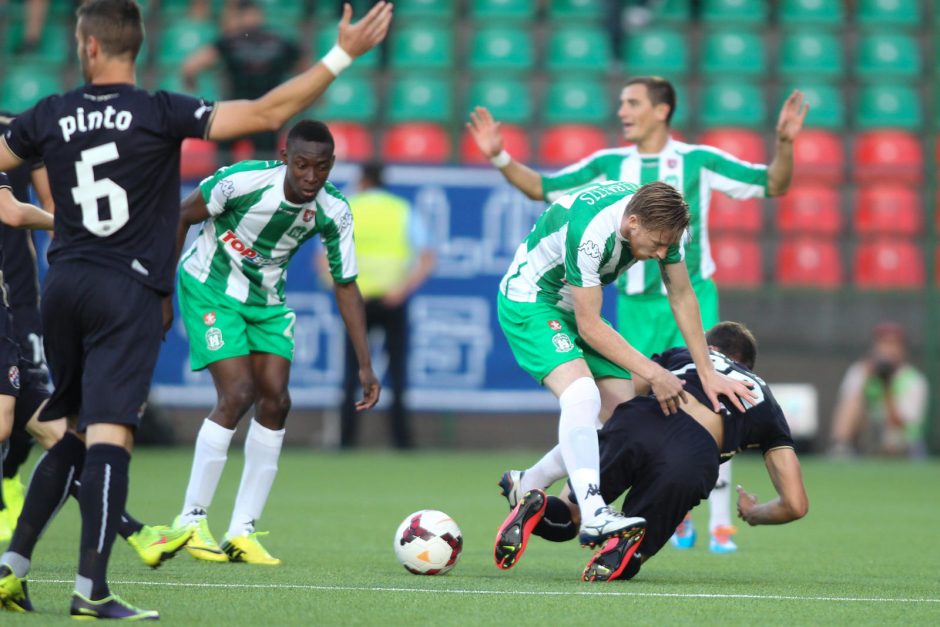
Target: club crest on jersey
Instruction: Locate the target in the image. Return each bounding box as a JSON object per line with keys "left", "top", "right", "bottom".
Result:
{"left": 203, "top": 312, "right": 216, "bottom": 326}
{"left": 548, "top": 320, "right": 562, "bottom": 331}
{"left": 552, "top": 333, "right": 574, "bottom": 353}
{"left": 667, "top": 159, "right": 677, "bottom": 168}
{"left": 303, "top": 208, "right": 315, "bottom": 222}
{"left": 8, "top": 366, "right": 20, "bottom": 390}
{"left": 206, "top": 327, "right": 224, "bottom": 351}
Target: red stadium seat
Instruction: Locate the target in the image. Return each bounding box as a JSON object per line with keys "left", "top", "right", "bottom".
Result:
{"left": 776, "top": 185, "right": 842, "bottom": 235}
{"left": 709, "top": 196, "right": 762, "bottom": 233}
{"left": 854, "top": 238, "right": 925, "bottom": 289}
{"left": 538, "top": 125, "right": 608, "bottom": 167}
{"left": 853, "top": 131, "right": 923, "bottom": 184}
{"left": 230, "top": 139, "right": 255, "bottom": 162}
{"left": 711, "top": 235, "right": 762, "bottom": 288}
{"left": 792, "top": 129, "right": 844, "bottom": 185}
{"left": 698, "top": 128, "right": 766, "bottom": 163}
{"left": 854, "top": 184, "right": 922, "bottom": 236}
{"left": 775, "top": 236, "right": 842, "bottom": 288}
{"left": 459, "top": 124, "right": 532, "bottom": 165}
{"left": 382, "top": 123, "right": 452, "bottom": 163}
{"left": 327, "top": 122, "right": 375, "bottom": 162}
{"left": 180, "top": 138, "right": 218, "bottom": 180}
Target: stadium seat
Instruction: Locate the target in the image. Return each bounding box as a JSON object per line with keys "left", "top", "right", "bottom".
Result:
{"left": 548, "top": 0, "right": 605, "bottom": 21}
{"left": 0, "top": 65, "right": 62, "bottom": 112}
{"left": 623, "top": 29, "right": 689, "bottom": 77}
{"left": 389, "top": 23, "right": 454, "bottom": 70}
{"left": 710, "top": 235, "right": 762, "bottom": 288}
{"left": 468, "top": 26, "right": 534, "bottom": 73}
{"left": 776, "top": 185, "right": 842, "bottom": 235}
{"left": 698, "top": 129, "right": 766, "bottom": 163}
{"left": 315, "top": 26, "right": 378, "bottom": 70}
{"left": 701, "top": 30, "right": 766, "bottom": 76}
{"left": 700, "top": 82, "right": 765, "bottom": 129}
{"left": 547, "top": 25, "right": 612, "bottom": 74}
{"left": 853, "top": 131, "right": 923, "bottom": 184}
{"left": 709, "top": 197, "right": 762, "bottom": 233}
{"left": 3, "top": 18, "right": 70, "bottom": 66}
{"left": 388, "top": 75, "right": 453, "bottom": 123}
{"left": 382, "top": 123, "right": 452, "bottom": 163}
{"left": 855, "top": 33, "right": 921, "bottom": 80}
{"left": 779, "top": 0, "right": 843, "bottom": 26}
{"left": 655, "top": 0, "right": 693, "bottom": 23}
{"left": 180, "top": 139, "right": 218, "bottom": 180}
{"left": 155, "top": 71, "right": 223, "bottom": 103}
{"left": 466, "top": 77, "right": 532, "bottom": 125}
{"left": 857, "top": 0, "right": 921, "bottom": 27}
{"left": 309, "top": 73, "right": 376, "bottom": 123}
{"left": 776, "top": 237, "right": 842, "bottom": 288}
{"left": 252, "top": 0, "right": 304, "bottom": 20}
{"left": 156, "top": 21, "right": 217, "bottom": 67}
{"left": 778, "top": 30, "right": 843, "bottom": 78}
{"left": 854, "top": 185, "right": 922, "bottom": 236}
{"left": 701, "top": 0, "right": 767, "bottom": 24}
{"left": 459, "top": 124, "right": 532, "bottom": 165}
{"left": 545, "top": 78, "right": 610, "bottom": 125}
{"left": 780, "top": 81, "right": 844, "bottom": 130}
{"left": 471, "top": 0, "right": 537, "bottom": 20}
{"left": 326, "top": 122, "right": 375, "bottom": 162}
{"left": 792, "top": 129, "right": 844, "bottom": 185}
{"left": 394, "top": 0, "right": 456, "bottom": 19}
{"left": 854, "top": 239, "right": 925, "bottom": 289}
{"left": 538, "top": 125, "right": 609, "bottom": 167}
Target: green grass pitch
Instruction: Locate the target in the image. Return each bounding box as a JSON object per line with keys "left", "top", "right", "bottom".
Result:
{"left": 4, "top": 448, "right": 939, "bottom": 625}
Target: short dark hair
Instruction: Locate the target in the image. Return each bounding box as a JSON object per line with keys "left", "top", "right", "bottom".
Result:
{"left": 286, "top": 120, "right": 334, "bottom": 150}
{"left": 625, "top": 76, "right": 677, "bottom": 125}
{"left": 77, "top": 0, "right": 144, "bottom": 61}
{"left": 706, "top": 321, "right": 758, "bottom": 369}
{"left": 627, "top": 181, "right": 690, "bottom": 242}
{"left": 360, "top": 161, "right": 384, "bottom": 187}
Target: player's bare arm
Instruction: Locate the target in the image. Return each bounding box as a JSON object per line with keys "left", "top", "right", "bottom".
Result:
{"left": 736, "top": 447, "right": 809, "bottom": 525}
{"left": 30, "top": 166, "right": 54, "bottom": 212}
{"left": 766, "top": 90, "right": 808, "bottom": 197}
{"left": 208, "top": 2, "right": 393, "bottom": 140}
{"left": 333, "top": 280, "right": 381, "bottom": 411}
{"left": 570, "top": 283, "right": 686, "bottom": 415}
{"left": 0, "top": 187, "right": 54, "bottom": 230}
{"left": 467, "top": 106, "right": 544, "bottom": 200}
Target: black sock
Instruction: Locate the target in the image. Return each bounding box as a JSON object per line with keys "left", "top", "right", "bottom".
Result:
{"left": 77, "top": 444, "right": 130, "bottom": 600}
{"left": 117, "top": 511, "right": 144, "bottom": 538}
{"left": 533, "top": 496, "right": 579, "bottom": 542}
{"left": 8, "top": 431, "right": 85, "bottom": 560}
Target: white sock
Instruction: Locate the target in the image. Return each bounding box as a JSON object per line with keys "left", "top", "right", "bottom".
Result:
{"left": 180, "top": 418, "right": 235, "bottom": 524}
{"left": 709, "top": 460, "right": 733, "bottom": 532}
{"left": 557, "top": 377, "right": 605, "bottom": 522}
{"left": 520, "top": 445, "right": 566, "bottom": 493}
{"left": 227, "top": 419, "right": 285, "bottom": 539}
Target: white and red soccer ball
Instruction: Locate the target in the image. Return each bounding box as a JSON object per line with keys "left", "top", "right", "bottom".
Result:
{"left": 393, "top": 509, "right": 463, "bottom": 575}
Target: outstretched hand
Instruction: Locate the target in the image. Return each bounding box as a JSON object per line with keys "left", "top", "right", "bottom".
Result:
{"left": 776, "top": 90, "right": 809, "bottom": 143}
{"left": 337, "top": 1, "right": 394, "bottom": 58}
{"left": 701, "top": 369, "right": 757, "bottom": 414}
{"left": 466, "top": 106, "right": 504, "bottom": 159}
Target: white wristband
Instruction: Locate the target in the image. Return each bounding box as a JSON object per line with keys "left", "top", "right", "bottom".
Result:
{"left": 490, "top": 149, "right": 512, "bottom": 168}
{"left": 321, "top": 44, "right": 353, "bottom": 76}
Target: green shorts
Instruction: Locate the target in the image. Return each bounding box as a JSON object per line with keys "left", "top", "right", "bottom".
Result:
{"left": 497, "top": 293, "right": 632, "bottom": 384}
{"left": 178, "top": 271, "right": 296, "bottom": 371}
{"left": 616, "top": 278, "right": 720, "bottom": 358}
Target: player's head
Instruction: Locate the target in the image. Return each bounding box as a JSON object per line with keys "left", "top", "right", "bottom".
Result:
{"left": 623, "top": 181, "right": 689, "bottom": 261}
{"left": 618, "top": 77, "right": 676, "bottom": 143}
{"left": 707, "top": 321, "right": 758, "bottom": 369}
{"left": 870, "top": 320, "right": 908, "bottom": 368}
{"left": 231, "top": 0, "right": 265, "bottom": 30}
{"left": 75, "top": 0, "right": 144, "bottom": 80}
{"left": 281, "top": 120, "right": 336, "bottom": 203}
{"left": 359, "top": 161, "right": 384, "bottom": 190}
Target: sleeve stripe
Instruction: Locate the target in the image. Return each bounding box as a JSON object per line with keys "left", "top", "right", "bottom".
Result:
{"left": 763, "top": 445, "right": 795, "bottom": 455}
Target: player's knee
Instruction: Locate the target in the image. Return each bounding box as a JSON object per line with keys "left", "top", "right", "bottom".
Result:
{"left": 219, "top": 379, "right": 256, "bottom": 415}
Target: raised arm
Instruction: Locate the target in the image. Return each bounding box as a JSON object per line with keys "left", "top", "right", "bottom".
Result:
{"left": 333, "top": 280, "right": 380, "bottom": 411}
{"left": 467, "top": 106, "right": 545, "bottom": 200}
{"left": 736, "top": 447, "right": 809, "bottom": 525}
{"left": 0, "top": 187, "right": 53, "bottom": 230}
{"left": 766, "top": 90, "right": 808, "bottom": 197}
{"left": 207, "top": 3, "right": 392, "bottom": 140}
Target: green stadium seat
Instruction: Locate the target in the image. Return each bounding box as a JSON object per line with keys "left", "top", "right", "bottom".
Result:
{"left": 779, "top": 0, "right": 843, "bottom": 26}
{"left": 655, "top": 0, "right": 693, "bottom": 23}
{"left": 3, "top": 19, "right": 70, "bottom": 66}
{"left": 471, "top": 0, "right": 537, "bottom": 20}
{"left": 545, "top": 78, "right": 609, "bottom": 125}
{"left": 466, "top": 78, "right": 532, "bottom": 124}
{"left": 394, "top": 0, "right": 456, "bottom": 19}
{"left": 548, "top": 0, "right": 606, "bottom": 21}
{"left": 314, "top": 26, "right": 378, "bottom": 71}
{"left": 623, "top": 29, "right": 689, "bottom": 77}
{"left": 155, "top": 71, "right": 223, "bottom": 103}
{"left": 857, "top": 0, "right": 920, "bottom": 27}
{"left": 468, "top": 26, "right": 534, "bottom": 73}
{"left": 157, "top": 21, "right": 218, "bottom": 67}
{"left": 856, "top": 83, "right": 922, "bottom": 130}
{"left": 252, "top": 0, "right": 304, "bottom": 20}
{"left": 855, "top": 33, "right": 921, "bottom": 79}
{"left": 780, "top": 81, "right": 845, "bottom": 130}
{"left": 159, "top": 0, "right": 191, "bottom": 19}
{"left": 309, "top": 73, "right": 377, "bottom": 123}
{"left": 388, "top": 75, "right": 453, "bottom": 123}
{"left": 700, "top": 82, "right": 766, "bottom": 129}
{"left": 778, "top": 30, "right": 843, "bottom": 78}
{"left": 0, "top": 65, "right": 62, "bottom": 112}
{"left": 547, "top": 25, "right": 611, "bottom": 74}
{"left": 701, "top": 0, "right": 768, "bottom": 24}
{"left": 701, "top": 30, "right": 766, "bottom": 76}
{"left": 389, "top": 23, "right": 454, "bottom": 70}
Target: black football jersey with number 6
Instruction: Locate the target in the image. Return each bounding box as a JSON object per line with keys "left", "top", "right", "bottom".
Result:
{"left": 3, "top": 84, "right": 215, "bottom": 294}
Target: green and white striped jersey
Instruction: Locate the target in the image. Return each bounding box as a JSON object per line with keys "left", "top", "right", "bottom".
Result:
{"left": 541, "top": 138, "right": 768, "bottom": 296}
{"left": 500, "top": 181, "right": 682, "bottom": 311}
{"left": 180, "top": 160, "right": 357, "bottom": 306}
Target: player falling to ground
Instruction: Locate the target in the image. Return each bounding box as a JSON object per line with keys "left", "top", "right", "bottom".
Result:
{"left": 171, "top": 120, "right": 379, "bottom": 565}
{"left": 492, "top": 180, "right": 756, "bottom": 567}
{"left": 0, "top": 0, "right": 391, "bottom": 619}
{"left": 498, "top": 322, "right": 809, "bottom": 581}
{"left": 470, "top": 77, "right": 807, "bottom": 553}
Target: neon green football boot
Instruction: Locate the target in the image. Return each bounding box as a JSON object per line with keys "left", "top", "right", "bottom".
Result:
{"left": 126, "top": 523, "right": 194, "bottom": 568}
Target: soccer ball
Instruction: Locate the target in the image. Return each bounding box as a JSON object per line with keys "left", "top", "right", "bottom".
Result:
{"left": 393, "top": 509, "right": 463, "bottom": 575}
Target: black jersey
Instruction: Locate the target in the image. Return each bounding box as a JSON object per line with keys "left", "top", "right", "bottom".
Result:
{"left": 652, "top": 347, "right": 795, "bottom": 459}
{"left": 3, "top": 84, "right": 215, "bottom": 294}
{"left": 0, "top": 171, "right": 11, "bottom": 308}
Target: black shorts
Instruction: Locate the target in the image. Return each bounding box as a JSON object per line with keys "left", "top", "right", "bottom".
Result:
{"left": 13, "top": 361, "right": 50, "bottom": 432}
{"left": 39, "top": 261, "right": 162, "bottom": 431}
{"left": 595, "top": 396, "right": 720, "bottom": 559}
{"left": 0, "top": 310, "right": 21, "bottom": 399}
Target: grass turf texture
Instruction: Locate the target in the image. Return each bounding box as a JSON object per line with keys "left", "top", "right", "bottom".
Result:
{"left": 3, "top": 449, "right": 938, "bottom": 625}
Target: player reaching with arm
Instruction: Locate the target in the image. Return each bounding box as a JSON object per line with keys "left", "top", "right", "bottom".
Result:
{"left": 170, "top": 120, "right": 379, "bottom": 565}
{"left": 0, "top": 0, "right": 391, "bottom": 618}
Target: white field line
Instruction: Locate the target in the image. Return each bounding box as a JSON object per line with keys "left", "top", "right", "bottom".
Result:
{"left": 30, "top": 579, "right": 940, "bottom": 604}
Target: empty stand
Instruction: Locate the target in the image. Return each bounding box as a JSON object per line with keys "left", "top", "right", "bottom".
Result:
{"left": 709, "top": 197, "right": 763, "bottom": 233}
{"left": 382, "top": 123, "right": 452, "bottom": 163}
{"left": 388, "top": 76, "right": 453, "bottom": 124}
{"left": 779, "top": 0, "right": 844, "bottom": 26}
{"left": 778, "top": 30, "right": 843, "bottom": 78}
{"left": 857, "top": 0, "right": 921, "bottom": 27}
{"left": 466, "top": 77, "right": 532, "bottom": 125}
{"left": 698, "top": 129, "right": 766, "bottom": 163}
{"left": 710, "top": 235, "right": 763, "bottom": 288}
{"left": 855, "top": 32, "right": 921, "bottom": 79}
{"left": 854, "top": 184, "right": 923, "bottom": 236}
{"left": 538, "top": 125, "right": 608, "bottom": 167}
{"left": 327, "top": 122, "right": 375, "bottom": 162}
{"left": 855, "top": 83, "right": 922, "bottom": 130}
{"left": 547, "top": 25, "right": 612, "bottom": 74}
{"left": 545, "top": 78, "right": 610, "bottom": 125}
{"left": 471, "top": 0, "right": 537, "bottom": 20}
{"left": 776, "top": 237, "right": 842, "bottom": 288}
{"left": 389, "top": 23, "right": 454, "bottom": 70}
{"left": 460, "top": 124, "right": 532, "bottom": 165}
{"left": 780, "top": 81, "right": 844, "bottom": 129}
{"left": 309, "top": 73, "right": 377, "bottom": 123}
{"left": 776, "top": 186, "right": 842, "bottom": 235}
{"left": 701, "top": 0, "right": 768, "bottom": 24}
{"left": 180, "top": 139, "right": 218, "bottom": 180}
{"left": 793, "top": 130, "right": 844, "bottom": 184}
{"left": 468, "top": 26, "right": 534, "bottom": 73}
{"left": 854, "top": 239, "right": 925, "bottom": 288}
{"left": 623, "top": 29, "right": 689, "bottom": 77}
{"left": 853, "top": 131, "right": 923, "bottom": 184}
{"left": 701, "top": 30, "right": 766, "bottom": 76}
{"left": 700, "top": 82, "right": 765, "bottom": 128}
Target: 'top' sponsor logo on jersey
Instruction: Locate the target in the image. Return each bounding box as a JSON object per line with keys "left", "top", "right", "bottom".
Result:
{"left": 219, "top": 230, "right": 288, "bottom": 267}
{"left": 58, "top": 106, "right": 133, "bottom": 142}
